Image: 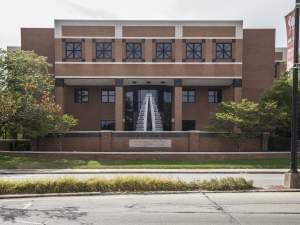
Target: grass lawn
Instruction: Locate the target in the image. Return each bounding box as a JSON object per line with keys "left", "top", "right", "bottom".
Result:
{"left": 0, "top": 155, "right": 293, "bottom": 169}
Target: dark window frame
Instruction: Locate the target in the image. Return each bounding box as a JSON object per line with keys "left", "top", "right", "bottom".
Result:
{"left": 156, "top": 42, "right": 172, "bottom": 60}
{"left": 182, "top": 89, "right": 196, "bottom": 103}
{"left": 101, "top": 88, "right": 115, "bottom": 103}
{"left": 216, "top": 42, "right": 232, "bottom": 59}
{"left": 208, "top": 89, "right": 222, "bottom": 103}
{"left": 65, "top": 42, "right": 82, "bottom": 59}
{"left": 100, "top": 120, "right": 115, "bottom": 130}
{"left": 126, "top": 42, "right": 143, "bottom": 59}
{"left": 182, "top": 120, "right": 196, "bottom": 131}
{"left": 74, "top": 88, "right": 89, "bottom": 103}
{"left": 96, "top": 42, "right": 112, "bottom": 59}
{"left": 186, "top": 42, "right": 202, "bottom": 59}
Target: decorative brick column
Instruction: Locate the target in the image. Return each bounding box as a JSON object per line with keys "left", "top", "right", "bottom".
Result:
{"left": 261, "top": 132, "right": 270, "bottom": 152}
{"left": 233, "top": 79, "right": 242, "bottom": 133}
{"left": 145, "top": 39, "right": 152, "bottom": 62}
{"left": 174, "top": 79, "right": 183, "bottom": 131}
{"left": 115, "top": 79, "right": 124, "bottom": 131}
{"left": 115, "top": 39, "right": 123, "bottom": 62}
{"left": 189, "top": 131, "right": 200, "bottom": 152}
{"left": 175, "top": 39, "right": 183, "bottom": 62}
{"left": 84, "top": 39, "right": 93, "bottom": 62}
{"left": 233, "top": 79, "right": 242, "bottom": 102}
{"left": 55, "top": 78, "right": 65, "bottom": 113}
{"left": 101, "top": 131, "right": 112, "bottom": 152}
{"left": 205, "top": 39, "right": 213, "bottom": 61}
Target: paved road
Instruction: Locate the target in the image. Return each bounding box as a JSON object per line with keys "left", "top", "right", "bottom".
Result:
{"left": 0, "top": 172, "right": 285, "bottom": 188}
{"left": 0, "top": 192, "right": 299, "bottom": 225}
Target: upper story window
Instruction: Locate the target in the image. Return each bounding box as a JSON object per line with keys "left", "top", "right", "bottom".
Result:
{"left": 186, "top": 43, "right": 202, "bottom": 59}
{"left": 74, "top": 88, "right": 88, "bottom": 103}
{"left": 156, "top": 42, "right": 172, "bottom": 59}
{"left": 65, "top": 42, "right": 82, "bottom": 59}
{"left": 216, "top": 43, "right": 232, "bottom": 59}
{"left": 182, "top": 89, "right": 196, "bottom": 103}
{"left": 126, "top": 42, "right": 142, "bottom": 59}
{"left": 96, "top": 42, "right": 112, "bottom": 59}
{"left": 101, "top": 89, "right": 115, "bottom": 103}
{"left": 208, "top": 89, "right": 222, "bottom": 103}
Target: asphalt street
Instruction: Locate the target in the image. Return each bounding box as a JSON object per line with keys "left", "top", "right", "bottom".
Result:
{"left": 0, "top": 172, "right": 285, "bottom": 188}
{"left": 0, "top": 192, "right": 299, "bottom": 225}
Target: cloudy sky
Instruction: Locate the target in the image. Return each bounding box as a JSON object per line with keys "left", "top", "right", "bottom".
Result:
{"left": 0, "top": 0, "right": 295, "bottom": 48}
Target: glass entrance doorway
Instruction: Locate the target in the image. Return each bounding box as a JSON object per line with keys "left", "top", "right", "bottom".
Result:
{"left": 138, "top": 89, "right": 158, "bottom": 110}
{"left": 125, "top": 86, "right": 172, "bottom": 131}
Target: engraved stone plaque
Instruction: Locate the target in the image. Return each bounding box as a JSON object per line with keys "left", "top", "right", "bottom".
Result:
{"left": 129, "top": 139, "right": 172, "bottom": 148}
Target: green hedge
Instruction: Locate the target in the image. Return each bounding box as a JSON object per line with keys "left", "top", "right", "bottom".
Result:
{"left": 0, "top": 176, "right": 253, "bottom": 194}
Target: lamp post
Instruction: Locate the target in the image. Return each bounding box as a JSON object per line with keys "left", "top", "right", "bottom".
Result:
{"left": 291, "top": 0, "right": 299, "bottom": 174}
{"left": 285, "top": 0, "right": 300, "bottom": 188}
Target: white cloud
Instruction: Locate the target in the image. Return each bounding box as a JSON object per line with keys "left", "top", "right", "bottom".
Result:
{"left": 0, "top": 0, "right": 295, "bottom": 48}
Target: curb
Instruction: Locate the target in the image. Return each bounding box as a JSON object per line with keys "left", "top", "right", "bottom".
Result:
{"left": 0, "top": 189, "right": 300, "bottom": 199}
{"left": 0, "top": 169, "right": 288, "bottom": 175}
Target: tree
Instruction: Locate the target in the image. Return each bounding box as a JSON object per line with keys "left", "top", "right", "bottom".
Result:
{"left": 261, "top": 73, "right": 298, "bottom": 136}
{"left": 209, "top": 99, "right": 287, "bottom": 151}
{"left": 0, "top": 93, "right": 18, "bottom": 138}
{"left": 0, "top": 49, "right": 78, "bottom": 141}
{"left": 210, "top": 99, "right": 287, "bottom": 133}
{"left": 50, "top": 114, "right": 78, "bottom": 151}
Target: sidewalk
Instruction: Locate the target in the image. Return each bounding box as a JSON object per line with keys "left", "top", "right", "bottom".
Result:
{"left": 0, "top": 168, "right": 288, "bottom": 174}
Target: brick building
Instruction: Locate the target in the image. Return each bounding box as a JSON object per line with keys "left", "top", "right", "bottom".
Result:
{"left": 19, "top": 20, "right": 287, "bottom": 152}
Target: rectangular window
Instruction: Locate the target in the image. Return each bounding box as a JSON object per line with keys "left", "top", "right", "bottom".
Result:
{"left": 74, "top": 88, "right": 88, "bottom": 103}
{"left": 186, "top": 43, "right": 202, "bottom": 59}
{"left": 126, "top": 42, "right": 142, "bottom": 59}
{"left": 156, "top": 42, "right": 172, "bottom": 59}
{"left": 182, "top": 89, "right": 196, "bottom": 103}
{"left": 216, "top": 43, "right": 232, "bottom": 59}
{"left": 65, "top": 42, "right": 82, "bottom": 59}
{"left": 101, "top": 89, "right": 115, "bottom": 103}
{"left": 96, "top": 42, "right": 112, "bottom": 59}
{"left": 182, "top": 120, "right": 196, "bottom": 131}
{"left": 208, "top": 89, "right": 222, "bottom": 103}
{"left": 100, "top": 120, "right": 115, "bottom": 130}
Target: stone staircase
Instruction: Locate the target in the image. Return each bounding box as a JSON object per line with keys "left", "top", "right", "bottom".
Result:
{"left": 136, "top": 95, "right": 149, "bottom": 131}
{"left": 136, "top": 94, "right": 163, "bottom": 131}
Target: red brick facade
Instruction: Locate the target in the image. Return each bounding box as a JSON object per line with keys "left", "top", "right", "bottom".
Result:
{"left": 20, "top": 20, "right": 286, "bottom": 152}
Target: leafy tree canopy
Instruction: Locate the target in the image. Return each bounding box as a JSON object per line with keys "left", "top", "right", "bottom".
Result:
{"left": 261, "top": 73, "right": 299, "bottom": 136}
{"left": 209, "top": 99, "right": 288, "bottom": 136}
{"left": 0, "top": 50, "right": 77, "bottom": 139}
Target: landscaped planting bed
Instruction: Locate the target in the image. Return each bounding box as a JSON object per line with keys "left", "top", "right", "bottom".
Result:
{"left": 0, "top": 176, "right": 254, "bottom": 195}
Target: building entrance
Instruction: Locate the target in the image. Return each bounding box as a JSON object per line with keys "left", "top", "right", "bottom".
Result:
{"left": 124, "top": 86, "right": 172, "bottom": 131}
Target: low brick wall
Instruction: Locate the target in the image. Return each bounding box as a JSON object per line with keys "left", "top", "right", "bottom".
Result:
{"left": 0, "top": 139, "right": 32, "bottom": 151}
{"left": 30, "top": 131, "right": 268, "bottom": 152}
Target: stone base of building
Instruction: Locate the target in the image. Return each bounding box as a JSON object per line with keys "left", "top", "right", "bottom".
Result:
{"left": 284, "top": 172, "right": 300, "bottom": 189}
{"left": 27, "top": 131, "right": 269, "bottom": 152}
